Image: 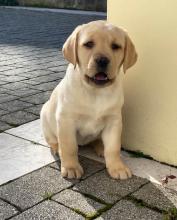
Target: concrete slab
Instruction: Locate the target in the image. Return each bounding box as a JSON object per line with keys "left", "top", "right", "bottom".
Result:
{"left": 132, "top": 183, "right": 176, "bottom": 210}
{"left": 73, "top": 170, "right": 148, "bottom": 203}
{"left": 0, "top": 133, "right": 55, "bottom": 185}
{"left": 96, "top": 200, "right": 162, "bottom": 220}
{"left": 6, "top": 119, "right": 47, "bottom": 146}
{"left": 11, "top": 200, "right": 84, "bottom": 220}
{"left": 53, "top": 189, "right": 105, "bottom": 216}
{"left": 0, "top": 166, "right": 74, "bottom": 210}
{"left": 0, "top": 199, "right": 19, "bottom": 219}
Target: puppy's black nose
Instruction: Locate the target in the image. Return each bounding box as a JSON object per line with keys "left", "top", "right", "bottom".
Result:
{"left": 96, "top": 56, "right": 110, "bottom": 68}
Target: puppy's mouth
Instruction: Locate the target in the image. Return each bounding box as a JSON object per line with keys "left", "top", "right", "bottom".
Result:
{"left": 86, "top": 72, "right": 110, "bottom": 85}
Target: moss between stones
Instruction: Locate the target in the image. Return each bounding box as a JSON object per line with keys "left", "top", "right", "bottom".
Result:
{"left": 71, "top": 204, "right": 113, "bottom": 220}
{"left": 42, "top": 191, "right": 54, "bottom": 200}
{"left": 163, "top": 208, "right": 177, "bottom": 220}
{"left": 126, "top": 195, "right": 163, "bottom": 213}
{"left": 123, "top": 148, "right": 153, "bottom": 160}
{"left": 71, "top": 191, "right": 113, "bottom": 219}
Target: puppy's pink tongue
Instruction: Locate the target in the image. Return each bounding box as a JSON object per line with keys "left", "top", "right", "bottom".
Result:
{"left": 94, "top": 73, "right": 108, "bottom": 80}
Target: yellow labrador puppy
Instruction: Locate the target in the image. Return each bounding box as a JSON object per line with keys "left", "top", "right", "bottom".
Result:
{"left": 40, "top": 20, "right": 137, "bottom": 180}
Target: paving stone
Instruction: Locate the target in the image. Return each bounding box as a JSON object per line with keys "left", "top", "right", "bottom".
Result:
{"left": 6, "top": 119, "right": 46, "bottom": 145}
{"left": 0, "top": 100, "right": 34, "bottom": 112}
{"left": 0, "top": 87, "right": 10, "bottom": 94}
{"left": 50, "top": 156, "right": 105, "bottom": 180}
{"left": 0, "top": 93, "right": 18, "bottom": 104}
{"left": 5, "top": 87, "right": 42, "bottom": 97}
{"left": 96, "top": 200, "right": 162, "bottom": 220}
{"left": 0, "top": 199, "right": 19, "bottom": 219}
{"left": 132, "top": 183, "right": 175, "bottom": 211}
{"left": 0, "top": 65, "right": 15, "bottom": 72}
{"left": 0, "top": 80, "right": 9, "bottom": 85}
{"left": 0, "top": 68, "right": 32, "bottom": 76}
{"left": 20, "top": 69, "right": 57, "bottom": 78}
{"left": 48, "top": 65, "right": 67, "bottom": 72}
{"left": 19, "top": 91, "right": 52, "bottom": 104}
{"left": 0, "top": 166, "right": 74, "bottom": 210}
{"left": 0, "top": 109, "right": 8, "bottom": 116}
{"left": 33, "top": 80, "right": 60, "bottom": 91}
{"left": 74, "top": 170, "right": 148, "bottom": 203}
{"left": 24, "top": 104, "right": 43, "bottom": 116}
{"left": 48, "top": 66, "right": 67, "bottom": 73}
{"left": 1, "top": 75, "right": 28, "bottom": 82}
{"left": 1, "top": 82, "right": 32, "bottom": 90}
{"left": 0, "top": 121, "right": 13, "bottom": 132}
{"left": 1, "top": 110, "right": 38, "bottom": 126}
{"left": 0, "top": 133, "right": 55, "bottom": 185}
{"left": 11, "top": 200, "right": 84, "bottom": 220}
{"left": 53, "top": 189, "right": 105, "bottom": 216}
{"left": 22, "top": 73, "right": 61, "bottom": 85}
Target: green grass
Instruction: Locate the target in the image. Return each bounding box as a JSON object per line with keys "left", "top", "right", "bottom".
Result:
{"left": 163, "top": 208, "right": 177, "bottom": 220}
{"left": 123, "top": 149, "right": 153, "bottom": 160}
{"left": 42, "top": 191, "right": 54, "bottom": 200}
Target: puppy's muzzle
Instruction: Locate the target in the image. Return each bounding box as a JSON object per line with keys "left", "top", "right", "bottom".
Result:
{"left": 85, "top": 56, "right": 112, "bottom": 86}
{"left": 95, "top": 56, "right": 110, "bottom": 70}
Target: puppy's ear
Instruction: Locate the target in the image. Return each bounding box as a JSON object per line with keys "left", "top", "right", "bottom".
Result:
{"left": 123, "top": 33, "right": 138, "bottom": 73}
{"left": 62, "top": 25, "right": 82, "bottom": 67}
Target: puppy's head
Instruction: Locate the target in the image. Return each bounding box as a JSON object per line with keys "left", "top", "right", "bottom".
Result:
{"left": 62, "top": 20, "right": 137, "bottom": 87}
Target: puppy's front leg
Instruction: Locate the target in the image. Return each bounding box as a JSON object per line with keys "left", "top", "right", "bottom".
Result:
{"left": 102, "top": 117, "right": 132, "bottom": 180}
{"left": 57, "top": 119, "right": 83, "bottom": 179}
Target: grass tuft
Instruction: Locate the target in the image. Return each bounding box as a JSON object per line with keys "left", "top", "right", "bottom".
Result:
{"left": 42, "top": 191, "right": 54, "bottom": 200}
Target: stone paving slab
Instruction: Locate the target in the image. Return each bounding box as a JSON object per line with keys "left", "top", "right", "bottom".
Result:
{"left": 0, "top": 110, "right": 8, "bottom": 117}
{"left": 0, "top": 100, "right": 34, "bottom": 113}
{"left": 0, "top": 121, "right": 13, "bottom": 132}
{"left": 4, "top": 88, "right": 42, "bottom": 98}
{"left": 1, "top": 110, "right": 39, "bottom": 126}
{"left": 6, "top": 119, "right": 46, "bottom": 145}
{"left": 96, "top": 200, "right": 163, "bottom": 220}
{"left": 0, "top": 166, "right": 74, "bottom": 210}
{"left": 0, "top": 133, "right": 55, "bottom": 185}
{"left": 0, "top": 199, "right": 19, "bottom": 219}
{"left": 74, "top": 170, "right": 148, "bottom": 204}
{"left": 33, "top": 80, "right": 61, "bottom": 91}
{"left": 132, "top": 182, "right": 176, "bottom": 211}
{"left": 53, "top": 189, "right": 105, "bottom": 217}
{"left": 11, "top": 200, "right": 84, "bottom": 220}
{"left": 0, "top": 93, "right": 18, "bottom": 104}
{"left": 24, "top": 104, "right": 43, "bottom": 116}
{"left": 19, "top": 91, "right": 52, "bottom": 105}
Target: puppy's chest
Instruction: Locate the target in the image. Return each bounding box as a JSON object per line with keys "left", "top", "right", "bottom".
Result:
{"left": 76, "top": 115, "right": 105, "bottom": 145}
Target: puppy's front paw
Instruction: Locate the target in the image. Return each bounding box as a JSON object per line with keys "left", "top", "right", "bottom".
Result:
{"left": 61, "top": 164, "right": 84, "bottom": 179}
{"left": 107, "top": 162, "right": 132, "bottom": 180}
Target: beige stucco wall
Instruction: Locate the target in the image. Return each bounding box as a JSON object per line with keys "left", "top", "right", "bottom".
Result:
{"left": 108, "top": 0, "right": 177, "bottom": 165}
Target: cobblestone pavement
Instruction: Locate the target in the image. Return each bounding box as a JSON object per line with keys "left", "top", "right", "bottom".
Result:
{"left": 0, "top": 8, "right": 177, "bottom": 220}
{"left": 0, "top": 7, "right": 104, "bottom": 131}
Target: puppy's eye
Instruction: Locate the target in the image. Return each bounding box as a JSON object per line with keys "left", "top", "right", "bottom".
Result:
{"left": 111, "top": 43, "right": 121, "bottom": 50}
{"left": 83, "top": 41, "right": 94, "bottom": 49}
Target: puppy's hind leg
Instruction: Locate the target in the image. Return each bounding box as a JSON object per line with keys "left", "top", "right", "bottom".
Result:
{"left": 93, "top": 139, "right": 104, "bottom": 157}
{"left": 40, "top": 103, "right": 58, "bottom": 156}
